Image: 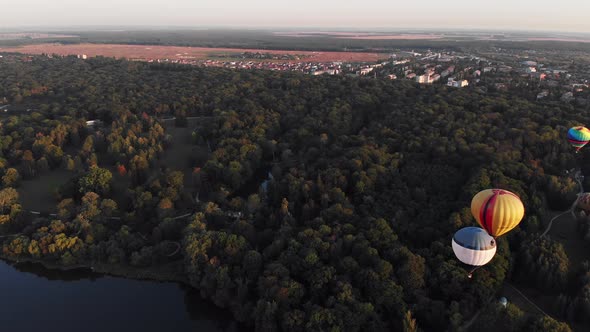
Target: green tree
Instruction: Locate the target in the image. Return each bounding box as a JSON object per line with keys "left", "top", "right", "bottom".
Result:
{"left": 78, "top": 166, "right": 113, "bottom": 195}
{"left": 100, "top": 199, "right": 118, "bottom": 217}
{"left": 516, "top": 237, "right": 569, "bottom": 292}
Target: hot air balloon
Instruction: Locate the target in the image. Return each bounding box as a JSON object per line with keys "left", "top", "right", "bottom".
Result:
{"left": 452, "top": 227, "right": 497, "bottom": 267}
{"left": 567, "top": 126, "right": 590, "bottom": 152}
{"left": 471, "top": 189, "right": 525, "bottom": 237}
{"left": 577, "top": 192, "right": 590, "bottom": 212}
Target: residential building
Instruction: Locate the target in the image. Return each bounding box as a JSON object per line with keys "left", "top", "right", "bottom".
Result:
{"left": 417, "top": 73, "right": 441, "bottom": 84}
{"left": 537, "top": 91, "right": 549, "bottom": 100}
{"left": 416, "top": 74, "right": 430, "bottom": 83}
{"left": 359, "top": 67, "right": 374, "bottom": 76}
{"left": 86, "top": 120, "right": 103, "bottom": 127}
{"left": 447, "top": 78, "right": 469, "bottom": 88}
{"left": 561, "top": 92, "right": 574, "bottom": 102}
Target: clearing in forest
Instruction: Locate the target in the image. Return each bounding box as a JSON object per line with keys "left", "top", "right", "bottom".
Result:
{"left": 546, "top": 210, "right": 590, "bottom": 268}
{"left": 159, "top": 120, "right": 210, "bottom": 206}
{"left": 17, "top": 169, "right": 74, "bottom": 213}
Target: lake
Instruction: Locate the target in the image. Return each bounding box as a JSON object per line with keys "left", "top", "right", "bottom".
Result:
{"left": 0, "top": 260, "right": 240, "bottom": 332}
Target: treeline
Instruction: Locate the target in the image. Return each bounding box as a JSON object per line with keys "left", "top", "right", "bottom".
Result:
{"left": 26, "top": 29, "right": 590, "bottom": 53}
{"left": 5, "top": 29, "right": 589, "bottom": 53}
{"left": 0, "top": 54, "right": 587, "bottom": 330}
{"left": 0, "top": 29, "right": 590, "bottom": 53}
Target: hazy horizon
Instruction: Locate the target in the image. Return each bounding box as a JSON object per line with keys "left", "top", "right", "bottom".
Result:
{"left": 1, "top": 0, "right": 589, "bottom": 34}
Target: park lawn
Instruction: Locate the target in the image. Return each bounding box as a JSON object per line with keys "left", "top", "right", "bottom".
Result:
{"left": 498, "top": 282, "right": 585, "bottom": 331}
{"left": 488, "top": 211, "right": 590, "bottom": 331}
{"left": 161, "top": 123, "right": 210, "bottom": 186}
{"left": 161, "top": 125, "right": 196, "bottom": 171}
{"left": 546, "top": 210, "right": 590, "bottom": 269}
{"left": 471, "top": 284, "right": 580, "bottom": 331}
{"left": 505, "top": 211, "right": 590, "bottom": 318}
{"left": 159, "top": 122, "right": 210, "bottom": 210}
{"left": 17, "top": 169, "right": 74, "bottom": 212}
{"left": 110, "top": 171, "right": 132, "bottom": 211}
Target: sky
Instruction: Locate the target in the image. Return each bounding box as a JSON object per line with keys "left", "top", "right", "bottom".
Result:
{"left": 1, "top": 0, "right": 589, "bottom": 33}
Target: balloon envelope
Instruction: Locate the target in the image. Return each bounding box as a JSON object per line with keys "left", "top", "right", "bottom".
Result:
{"left": 452, "top": 227, "right": 497, "bottom": 266}
{"left": 577, "top": 193, "right": 590, "bottom": 212}
{"left": 567, "top": 126, "right": 590, "bottom": 151}
{"left": 471, "top": 189, "right": 524, "bottom": 237}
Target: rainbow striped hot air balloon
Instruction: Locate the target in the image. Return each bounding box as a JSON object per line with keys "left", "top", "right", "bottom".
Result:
{"left": 452, "top": 227, "right": 497, "bottom": 266}
{"left": 567, "top": 126, "right": 590, "bottom": 152}
{"left": 471, "top": 189, "right": 525, "bottom": 238}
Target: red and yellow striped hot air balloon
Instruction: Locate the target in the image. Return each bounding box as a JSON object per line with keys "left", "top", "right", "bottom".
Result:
{"left": 471, "top": 189, "right": 525, "bottom": 237}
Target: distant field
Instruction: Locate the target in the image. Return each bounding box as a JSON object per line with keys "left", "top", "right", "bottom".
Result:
{"left": 0, "top": 43, "right": 385, "bottom": 63}
{"left": 525, "top": 37, "right": 590, "bottom": 43}
{"left": 273, "top": 31, "right": 443, "bottom": 40}
{"left": 336, "top": 35, "right": 443, "bottom": 40}
{"left": 0, "top": 33, "right": 77, "bottom": 40}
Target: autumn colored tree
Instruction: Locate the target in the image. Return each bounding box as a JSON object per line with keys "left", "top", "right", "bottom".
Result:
{"left": 2, "top": 168, "right": 20, "bottom": 187}
{"left": 117, "top": 164, "right": 127, "bottom": 176}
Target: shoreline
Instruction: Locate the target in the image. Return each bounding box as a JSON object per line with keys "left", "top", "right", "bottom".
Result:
{"left": 1, "top": 253, "right": 252, "bottom": 328}
{"left": 0, "top": 254, "right": 254, "bottom": 330}
{"left": 0, "top": 254, "right": 189, "bottom": 284}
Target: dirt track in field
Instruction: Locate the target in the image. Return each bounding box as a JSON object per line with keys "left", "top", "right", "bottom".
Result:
{"left": 0, "top": 43, "right": 385, "bottom": 63}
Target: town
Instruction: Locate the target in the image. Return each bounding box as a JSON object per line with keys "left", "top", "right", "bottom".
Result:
{"left": 120, "top": 47, "right": 589, "bottom": 106}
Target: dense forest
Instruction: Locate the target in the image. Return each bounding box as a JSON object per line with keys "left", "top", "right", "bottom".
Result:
{"left": 0, "top": 54, "right": 587, "bottom": 331}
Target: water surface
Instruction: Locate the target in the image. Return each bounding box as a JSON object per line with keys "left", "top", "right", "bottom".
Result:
{"left": 0, "top": 260, "right": 239, "bottom": 332}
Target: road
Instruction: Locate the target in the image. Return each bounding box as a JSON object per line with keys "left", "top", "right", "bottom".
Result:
{"left": 503, "top": 282, "right": 549, "bottom": 316}
{"left": 0, "top": 233, "right": 19, "bottom": 239}
{"left": 158, "top": 116, "right": 216, "bottom": 123}
{"left": 23, "top": 209, "right": 193, "bottom": 222}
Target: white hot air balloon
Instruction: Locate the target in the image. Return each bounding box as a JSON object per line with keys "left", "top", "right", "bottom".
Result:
{"left": 452, "top": 227, "right": 497, "bottom": 267}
